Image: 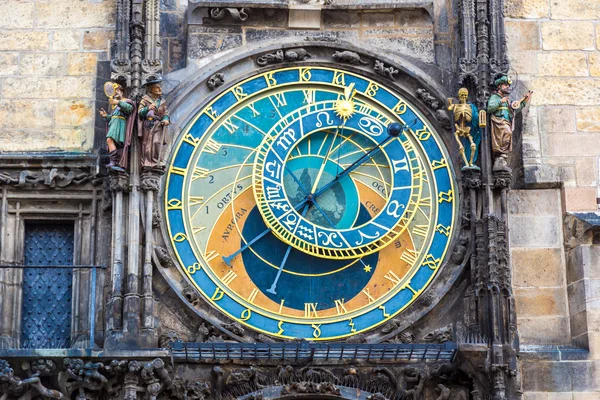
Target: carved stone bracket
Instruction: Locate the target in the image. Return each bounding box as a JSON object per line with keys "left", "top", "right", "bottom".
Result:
{"left": 255, "top": 48, "right": 311, "bottom": 66}
{"left": 416, "top": 88, "right": 451, "bottom": 130}
{"left": 206, "top": 73, "right": 225, "bottom": 91}
{"left": 374, "top": 60, "right": 399, "bottom": 80}
{"left": 109, "top": 171, "right": 130, "bottom": 193}
{"left": 141, "top": 168, "right": 164, "bottom": 192}
{"left": 332, "top": 50, "right": 369, "bottom": 65}
{"left": 209, "top": 7, "right": 250, "bottom": 21}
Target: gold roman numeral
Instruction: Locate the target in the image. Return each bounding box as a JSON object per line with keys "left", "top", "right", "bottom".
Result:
{"left": 248, "top": 288, "right": 259, "bottom": 304}
{"left": 192, "top": 168, "right": 209, "bottom": 181}
{"left": 222, "top": 118, "right": 238, "bottom": 134}
{"left": 248, "top": 102, "right": 260, "bottom": 117}
{"left": 401, "top": 249, "right": 420, "bottom": 265}
{"left": 303, "top": 89, "right": 316, "bottom": 104}
{"left": 273, "top": 93, "right": 287, "bottom": 107}
{"left": 205, "top": 250, "right": 220, "bottom": 263}
{"left": 203, "top": 139, "right": 221, "bottom": 154}
{"left": 304, "top": 303, "right": 319, "bottom": 318}
{"left": 384, "top": 270, "right": 401, "bottom": 285}
{"left": 189, "top": 196, "right": 205, "bottom": 206}
{"left": 222, "top": 270, "right": 237, "bottom": 286}
{"left": 362, "top": 288, "right": 376, "bottom": 303}
{"left": 334, "top": 299, "right": 348, "bottom": 315}
{"left": 412, "top": 225, "right": 429, "bottom": 238}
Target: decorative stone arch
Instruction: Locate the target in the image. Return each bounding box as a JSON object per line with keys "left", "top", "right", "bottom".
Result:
{"left": 153, "top": 40, "right": 471, "bottom": 343}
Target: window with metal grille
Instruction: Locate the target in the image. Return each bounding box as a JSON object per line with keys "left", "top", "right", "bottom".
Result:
{"left": 21, "top": 222, "right": 74, "bottom": 349}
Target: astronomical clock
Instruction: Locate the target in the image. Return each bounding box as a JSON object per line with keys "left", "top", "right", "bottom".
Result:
{"left": 164, "top": 66, "right": 457, "bottom": 341}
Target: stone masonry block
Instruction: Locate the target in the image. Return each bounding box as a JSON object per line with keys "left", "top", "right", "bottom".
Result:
{"left": 0, "top": 100, "right": 54, "bottom": 129}
{"left": 508, "top": 51, "right": 538, "bottom": 76}
{"left": 36, "top": 0, "right": 115, "bottom": 29}
{"left": 564, "top": 187, "right": 597, "bottom": 212}
{"left": 573, "top": 392, "right": 600, "bottom": 400}
{"left": 523, "top": 393, "right": 548, "bottom": 400}
{"left": 548, "top": 394, "right": 574, "bottom": 400}
{"left": 506, "top": 21, "right": 540, "bottom": 51}
{"left": 575, "top": 157, "right": 598, "bottom": 187}
{"left": 67, "top": 53, "right": 97, "bottom": 75}
{"left": 550, "top": 0, "right": 600, "bottom": 20}
{"left": 20, "top": 53, "right": 64, "bottom": 76}
{"left": 55, "top": 100, "right": 94, "bottom": 127}
{"left": 538, "top": 106, "right": 576, "bottom": 133}
{"left": 576, "top": 107, "right": 600, "bottom": 132}
{"left": 0, "top": 1, "right": 34, "bottom": 29}
{"left": 363, "top": 35, "right": 434, "bottom": 63}
{"left": 52, "top": 31, "right": 81, "bottom": 51}
{"left": 546, "top": 134, "right": 600, "bottom": 156}
{"left": 541, "top": 21, "right": 595, "bottom": 51}
{"left": 591, "top": 54, "right": 600, "bottom": 77}
{"left": 509, "top": 215, "right": 561, "bottom": 248}
{"left": 522, "top": 361, "right": 573, "bottom": 392}
{"left": 519, "top": 317, "right": 570, "bottom": 345}
{"left": 322, "top": 10, "right": 360, "bottom": 28}
{"left": 538, "top": 52, "right": 588, "bottom": 77}
{"left": 0, "top": 53, "right": 19, "bottom": 76}
{"left": 515, "top": 287, "right": 568, "bottom": 317}
{"left": 0, "top": 127, "right": 91, "bottom": 152}
{"left": 83, "top": 30, "right": 114, "bottom": 51}
{"left": 570, "top": 309, "right": 589, "bottom": 338}
{"left": 509, "top": 189, "right": 560, "bottom": 215}
{"left": 512, "top": 248, "right": 565, "bottom": 287}
{"left": 504, "top": 0, "right": 549, "bottom": 19}
{"left": 0, "top": 31, "right": 50, "bottom": 51}
{"left": 362, "top": 12, "right": 395, "bottom": 27}
{"left": 2, "top": 76, "right": 95, "bottom": 99}
{"left": 530, "top": 78, "right": 600, "bottom": 106}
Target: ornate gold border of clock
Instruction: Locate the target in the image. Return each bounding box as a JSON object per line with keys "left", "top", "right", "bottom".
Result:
{"left": 153, "top": 41, "right": 471, "bottom": 343}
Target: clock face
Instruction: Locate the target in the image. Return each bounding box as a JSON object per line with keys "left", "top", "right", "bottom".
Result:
{"left": 165, "top": 66, "right": 457, "bottom": 340}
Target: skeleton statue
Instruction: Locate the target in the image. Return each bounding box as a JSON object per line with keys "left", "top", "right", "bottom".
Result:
{"left": 447, "top": 88, "right": 482, "bottom": 170}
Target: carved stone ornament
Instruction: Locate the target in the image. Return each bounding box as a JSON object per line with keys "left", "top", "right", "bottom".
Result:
{"left": 109, "top": 171, "right": 130, "bottom": 193}
{"left": 0, "top": 168, "right": 100, "bottom": 188}
{"left": 416, "top": 88, "right": 452, "bottom": 131}
{"left": 209, "top": 7, "right": 250, "bottom": 22}
{"left": 154, "top": 245, "right": 176, "bottom": 269}
{"left": 206, "top": 73, "right": 225, "bottom": 91}
{"left": 332, "top": 50, "right": 369, "bottom": 65}
{"left": 255, "top": 48, "right": 311, "bottom": 66}
{"left": 374, "top": 60, "right": 399, "bottom": 80}
{"left": 423, "top": 324, "right": 453, "bottom": 343}
{"left": 141, "top": 168, "right": 163, "bottom": 192}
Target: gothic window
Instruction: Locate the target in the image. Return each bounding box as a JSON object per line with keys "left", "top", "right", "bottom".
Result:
{"left": 21, "top": 222, "right": 74, "bottom": 349}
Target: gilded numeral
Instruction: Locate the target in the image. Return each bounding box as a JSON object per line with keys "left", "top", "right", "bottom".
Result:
{"left": 304, "top": 303, "right": 319, "bottom": 318}
{"left": 401, "top": 249, "right": 420, "bottom": 265}
{"left": 222, "top": 270, "right": 237, "bottom": 286}
{"left": 247, "top": 288, "right": 259, "bottom": 304}
{"left": 356, "top": 103, "right": 371, "bottom": 114}
{"left": 436, "top": 224, "right": 451, "bottom": 236}
{"left": 273, "top": 93, "right": 287, "bottom": 107}
{"left": 167, "top": 198, "right": 182, "bottom": 210}
{"left": 232, "top": 86, "right": 248, "bottom": 100}
{"left": 299, "top": 68, "right": 312, "bottom": 82}
{"left": 189, "top": 196, "right": 205, "bottom": 206}
{"left": 205, "top": 250, "right": 220, "bottom": 263}
{"left": 404, "top": 283, "right": 418, "bottom": 295}
{"left": 333, "top": 71, "right": 346, "bottom": 86}
{"left": 412, "top": 225, "right": 428, "bottom": 238}
{"left": 334, "top": 299, "right": 348, "bottom": 315}
{"left": 203, "top": 139, "right": 221, "bottom": 154}
{"left": 211, "top": 287, "right": 225, "bottom": 301}
{"left": 278, "top": 299, "right": 285, "bottom": 313}
{"left": 312, "top": 324, "right": 322, "bottom": 338}
{"left": 170, "top": 166, "right": 186, "bottom": 176}
{"left": 438, "top": 190, "right": 453, "bottom": 203}
{"left": 416, "top": 196, "right": 432, "bottom": 208}
{"left": 187, "top": 262, "right": 201, "bottom": 275}
{"left": 364, "top": 82, "right": 379, "bottom": 97}
{"left": 378, "top": 305, "right": 390, "bottom": 318}
{"left": 277, "top": 320, "right": 284, "bottom": 335}
{"left": 248, "top": 102, "right": 260, "bottom": 117}
{"left": 415, "top": 170, "right": 429, "bottom": 183}
{"left": 431, "top": 158, "right": 448, "bottom": 170}
{"left": 173, "top": 233, "right": 187, "bottom": 242}
{"left": 182, "top": 133, "right": 200, "bottom": 147}
{"left": 205, "top": 107, "right": 219, "bottom": 120}
{"left": 348, "top": 319, "right": 357, "bottom": 333}
{"left": 362, "top": 288, "right": 376, "bottom": 303}
{"left": 222, "top": 118, "right": 239, "bottom": 134}
{"left": 303, "top": 89, "right": 316, "bottom": 104}
{"left": 384, "top": 270, "right": 401, "bottom": 285}
{"left": 240, "top": 309, "right": 251, "bottom": 321}
{"left": 265, "top": 72, "right": 277, "bottom": 87}
{"left": 422, "top": 254, "right": 441, "bottom": 270}
{"left": 393, "top": 101, "right": 407, "bottom": 114}
{"left": 415, "top": 127, "right": 431, "bottom": 141}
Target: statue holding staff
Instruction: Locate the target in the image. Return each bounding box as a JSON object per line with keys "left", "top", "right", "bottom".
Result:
{"left": 138, "top": 78, "right": 170, "bottom": 170}
{"left": 98, "top": 82, "right": 136, "bottom": 172}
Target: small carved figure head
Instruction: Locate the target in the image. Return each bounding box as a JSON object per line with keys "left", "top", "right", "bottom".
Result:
{"left": 158, "top": 331, "right": 180, "bottom": 348}
{"left": 144, "top": 78, "right": 163, "bottom": 98}
{"left": 458, "top": 87, "right": 468, "bottom": 103}
{"left": 494, "top": 75, "right": 512, "bottom": 95}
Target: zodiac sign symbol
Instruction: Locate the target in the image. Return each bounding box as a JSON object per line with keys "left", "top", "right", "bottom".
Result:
{"left": 386, "top": 200, "right": 405, "bottom": 219}
{"left": 355, "top": 229, "right": 380, "bottom": 245}
{"left": 276, "top": 129, "right": 296, "bottom": 151}
{"left": 266, "top": 160, "right": 281, "bottom": 179}
{"left": 318, "top": 231, "right": 344, "bottom": 248}
{"left": 283, "top": 213, "right": 298, "bottom": 230}
{"left": 316, "top": 111, "right": 334, "bottom": 127}
{"left": 296, "top": 225, "right": 314, "bottom": 241}
{"left": 271, "top": 202, "right": 290, "bottom": 212}
{"left": 359, "top": 116, "right": 384, "bottom": 137}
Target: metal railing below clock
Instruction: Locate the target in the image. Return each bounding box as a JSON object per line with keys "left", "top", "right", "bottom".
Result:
{"left": 170, "top": 341, "right": 457, "bottom": 363}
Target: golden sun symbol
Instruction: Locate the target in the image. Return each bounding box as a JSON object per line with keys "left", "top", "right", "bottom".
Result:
{"left": 334, "top": 99, "right": 355, "bottom": 119}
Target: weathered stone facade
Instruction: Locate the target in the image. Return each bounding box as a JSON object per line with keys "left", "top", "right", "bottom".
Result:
{"left": 0, "top": 0, "right": 599, "bottom": 400}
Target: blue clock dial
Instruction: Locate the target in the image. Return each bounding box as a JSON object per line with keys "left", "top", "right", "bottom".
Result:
{"left": 164, "top": 67, "right": 457, "bottom": 340}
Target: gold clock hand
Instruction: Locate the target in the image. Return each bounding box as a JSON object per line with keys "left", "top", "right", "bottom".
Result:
{"left": 310, "top": 128, "right": 340, "bottom": 194}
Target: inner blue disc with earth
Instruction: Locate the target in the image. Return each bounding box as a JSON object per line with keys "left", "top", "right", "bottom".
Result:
{"left": 241, "top": 204, "right": 378, "bottom": 310}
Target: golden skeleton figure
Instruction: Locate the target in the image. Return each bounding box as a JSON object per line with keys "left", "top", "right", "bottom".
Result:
{"left": 447, "top": 88, "right": 477, "bottom": 168}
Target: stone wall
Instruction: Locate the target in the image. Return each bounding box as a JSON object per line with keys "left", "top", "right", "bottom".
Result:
{"left": 0, "top": 0, "right": 115, "bottom": 152}
{"left": 506, "top": 0, "right": 600, "bottom": 212}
